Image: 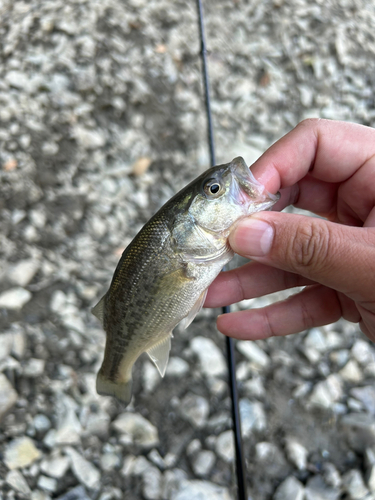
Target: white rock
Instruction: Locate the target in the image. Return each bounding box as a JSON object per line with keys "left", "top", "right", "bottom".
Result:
{"left": 237, "top": 341, "right": 270, "bottom": 368}
{"left": 190, "top": 337, "right": 226, "bottom": 378}
{"left": 73, "top": 126, "right": 106, "bottom": 149}
{"left": 274, "top": 476, "right": 305, "bottom": 500}
{"left": 215, "top": 430, "right": 234, "bottom": 463}
{"left": 166, "top": 357, "right": 189, "bottom": 377}
{"left": 342, "top": 469, "right": 369, "bottom": 499}
{"left": 180, "top": 394, "right": 209, "bottom": 429}
{"left": 239, "top": 399, "right": 267, "bottom": 436}
{"left": 339, "top": 360, "right": 363, "bottom": 383}
{"left": 23, "top": 358, "right": 45, "bottom": 378}
{"left": 0, "top": 373, "right": 18, "bottom": 421}
{"left": 367, "top": 464, "right": 375, "bottom": 493}
{"left": 101, "top": 452, "right": 121, "bottom": 471}
{"left": 55, "top": 396, "right": 82, "bottom": 445}
{"left": 37, "top": 475, "right": 57, "bottom": 493}
{"left": 0, "top": 332, "right": 14, "bottom": 360}
{"left": 64, "top": 446, "right": 100, "bottom": 489}
{"left": 112, "top": 413, "right": 159, "bottom": 448}
{"left": 0, "top": 287, "right": 32, "bottom": 309}
{"left": 191, "top": 450, "right": 216, "bottom": 477}
{"left": 341, "top": 413, "right": 375, "bottom": 452}
{"left": 6, "top": 470, "right": 31, "bottom": 496}
{"left": 243, "top": 376, "right": 266, "bottom": 398}
{"left": 174, "top": 480, "right": 231, "bottom": 500}
{"left": 305, "top": 328, "right": 328, "bottom": 352}
{"left": 285, "top": 437, "right": 308, "bottom": 470}
{"left": 351, "top": 386, "right": 375, "bottom": 415}
{"left": 142, "top": 465, "right": 162, "bottom": 500}
{"left": 352, "top": 339, "right": 375, "bottom": 365}
{"left": 305, "top": 474, "right": 341, "bottom": 500}
{"left": 7, "top": 259, "right": 39, "bottom": 287}
{"left": 309, "top": 375, "right": 343, "bottom": 409}
{"left": 4, "top": 437, "right": 41, "bottom": 470}
{"left": 40, "top": 453, "right": 70, "bottom": 478}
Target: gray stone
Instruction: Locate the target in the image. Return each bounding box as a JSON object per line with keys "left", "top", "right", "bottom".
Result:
{"left": 55, "top": 486, "right": 91, "bottom": 500}
{"left": 180, "top": 394, "right": 209, "bottom": 429}
{"left": 191, "top": 450, "right": 215, "bottom": 477}
{"left": 0, "top": 287, "right": 32, "bottom": 309}
{"left": 6, "top": 470, "right": 31, "bottom": 496}
{"left": 273, "top": 476, "right": 305, "bottom": 500}
{"left": 215, "top": 430, "right": 234, "bottom": 463}
{"left": 305, "top": 475, "right": 341, "bottom": 500}
{"left": 352, "top": 340, "right": 375, "bottom": 366}
{"left": 342, "top": 413, "right": 375, "bottom": 452}
{"left": 23, "top": 358, "right": 45, "bottom": 378}
{"left": 112, "top": 413, "right": 159, "bottom": 448}
{"left": 174, "top": 480, "right": 231, "bottom": 500}
{"left": 64, "top": 447, "right": 100, "bottom": 489}
{"left": 190, "top": 337, "right": 226, "bottom": 378}
{"left": 100, "top": 452, "right": 121, "bottom": 471}
{"left": 239, "top": 399, "right": 267, "bottom": 436}
{"left": 339, "top": 360, "right": 363, "bottom": 383}
{"left": 255, "top": 442, "right": 288, "bottom": 479}
{"left": 33, "top": 414, "right": 51, "bottom": 434}
{"left": 342, "top": 469, "right": 369, "bottom": 499}
{"left": 4, "top": 437, "right": 41, "bottom": 470}
{"left": 351, "top": 386, "right": 375, "bottom": 415}
{"left": 237, "top": 340, "right": 270, "bottom": 368}
{"left": 0, "top": 373, "right": 18, "bottom": 422}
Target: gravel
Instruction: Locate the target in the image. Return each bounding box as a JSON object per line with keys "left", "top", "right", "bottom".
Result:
{"left": 1, "top": 0, "right": 375, "bottom": 498}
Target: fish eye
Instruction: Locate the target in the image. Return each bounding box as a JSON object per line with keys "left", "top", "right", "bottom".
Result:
{"left": 203, "top": 179, "right": 223, "bottom": 198}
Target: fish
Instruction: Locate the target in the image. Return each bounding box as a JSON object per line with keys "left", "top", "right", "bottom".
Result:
{"left": 92, "top": 156, "right": 279, "bottom": 405}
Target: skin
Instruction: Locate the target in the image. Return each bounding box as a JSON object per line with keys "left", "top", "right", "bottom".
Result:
{"left": 205, "top": 119, "right": 375, "bottom": 342}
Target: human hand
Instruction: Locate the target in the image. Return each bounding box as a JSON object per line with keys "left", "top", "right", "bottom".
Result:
{"left": 205, "top": 119, "right": 375, "bottom": 342}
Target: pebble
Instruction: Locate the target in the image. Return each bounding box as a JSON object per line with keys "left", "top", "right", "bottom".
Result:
{"left": 6, "top": 470, "right": 31, "bottom": 497}
{"left": 112, "top": 413, "right": 159, "bottom": 448}
{"left": 174, "top": 480, "right": 231, "bottom": 500}
{"left": 236, "top": 340, "right": 270, "bottom": 368}
{"left": 190, "top": 337, "right": 227, "bottom": 378}
{"left": 274, "top": 476, "right": 305, "bottom": 500}
{"left": 142, "top": 360, "right": 160, "bottom": 393}
{"left": 341, "top": 413, "right": 375, "bottom": 452}
{"left": 55, "top": 486, "right": 91, "bottom": 500}
{"left": 191, "top": 450, "right": 215, "bottom": 477}
{"left": 37, "top": 475, "right": 58, "bottom": 493}
{"left": 40, "top": 453, "right": 70, "bottom": 478}
{"left": 33, "top": 414, "right": 51, "bottom": 434}
{"left": 0, "top": 373, "right": 18, "bottom": 422}
{"left": 142, "top": 465, "right": 162, "bottom": 500}
{"left": 285, "top": 437, "right": 308, "bottom": 470}
{"left": 342, "top": 469, "right": 369, "bottom": 499}
{"left": 351, "top": 386, "right": 375, "bottom": 415}
{"left": 0, "top": 287, "right": 32, "bottom": 310}
{"left": 166, "top": 357, "right": 189, "bottom": 377}
{"left": 7, "top": 259, "right": 39, "bottom": 287}
{"left": 180, "top": 393, "right": 209, "bottom": 429}
{"left": 4, "top": 436, "right": 41, "bottom": 470}
{"left": 351, "top": 340, "right": 375, "bottom": 366}
{"left": 308, "top": 374, "right": 343, "bottom": 409}
{"left": 23, "top": 358, "right": 45, "bottom": 378}
{"left": 64, "top": 447, "right": 100, "bottom": 490}
{"left": 338, "top": 360, "right": 363, "bottom": 383}
{"left": 215, "top": 430, "right": 234, "bottom": 463}
{"left": 255, "top": 442, "right": 288, "bottom": 479}
{"left": 304, "top": 474, "right": 341, "bottom": 500}
{"left": 239, "top": 398, "right": 267, "bottom": 436}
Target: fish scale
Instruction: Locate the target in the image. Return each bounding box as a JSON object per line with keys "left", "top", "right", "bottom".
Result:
{"left": 92, "top": 157, "right": 279, "bottom": 405}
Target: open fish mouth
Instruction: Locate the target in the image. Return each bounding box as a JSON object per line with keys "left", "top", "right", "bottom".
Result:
{"left": 229, "top": 156, "right": 280, "bottom": 212}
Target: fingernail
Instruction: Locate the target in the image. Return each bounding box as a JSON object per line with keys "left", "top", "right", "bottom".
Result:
{"left": 230, "top": 218, "right": 274, "bottom": 257}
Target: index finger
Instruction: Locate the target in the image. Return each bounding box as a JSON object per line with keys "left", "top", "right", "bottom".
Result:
{"left": 251, "top": 119, "right": 375, "bottom": 194}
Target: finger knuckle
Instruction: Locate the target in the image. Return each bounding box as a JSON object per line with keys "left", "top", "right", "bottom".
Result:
{"left": 289, "top": 219, "right": 330, "bottom": 272}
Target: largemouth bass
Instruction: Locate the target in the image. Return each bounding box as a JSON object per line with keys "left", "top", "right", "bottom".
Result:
{"left": 92, "top": 157, "right": 279, "bottom": 405}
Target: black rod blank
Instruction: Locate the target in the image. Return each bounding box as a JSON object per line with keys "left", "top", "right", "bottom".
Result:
{"left": 196, "top": 2, "right": 248, "bottom": 499}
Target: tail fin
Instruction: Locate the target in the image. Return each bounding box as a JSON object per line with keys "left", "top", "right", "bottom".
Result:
{"left": 96, "top": 370, "right": 133, "bottom": 407}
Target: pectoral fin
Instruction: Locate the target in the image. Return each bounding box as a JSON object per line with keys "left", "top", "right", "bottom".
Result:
{"left": 179, "top": 289, "right": 208, "bottom": 330}
{"left": 147, "top": 335, "right": 172, "bottom": 377}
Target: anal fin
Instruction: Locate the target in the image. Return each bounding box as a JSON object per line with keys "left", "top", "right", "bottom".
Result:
{"left": 92, "top": 295, "right": 106, "bottom": 326}
{"left": 147, "top": 335, "right": 172, "bottom": 378}
{"left": 179, "top": 289, "right": 208, "bottom": 330}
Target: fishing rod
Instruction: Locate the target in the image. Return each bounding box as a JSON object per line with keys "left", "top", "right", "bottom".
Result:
{"left": 196, "top": 1, "right": 248, "bottom": 499}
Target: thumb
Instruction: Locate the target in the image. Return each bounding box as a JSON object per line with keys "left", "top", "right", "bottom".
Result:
{"left": 229, "top": 212, "right": 375, "bottom": 302}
